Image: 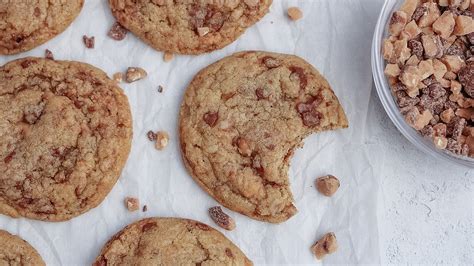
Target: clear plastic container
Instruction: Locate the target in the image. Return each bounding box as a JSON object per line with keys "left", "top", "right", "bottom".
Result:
{"left": 371, "top": 0, "right": 474, "bottom": 168}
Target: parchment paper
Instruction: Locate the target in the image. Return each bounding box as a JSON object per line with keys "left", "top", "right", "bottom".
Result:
{"left": 0, "top": 0, "right": 384, "bottom": 264}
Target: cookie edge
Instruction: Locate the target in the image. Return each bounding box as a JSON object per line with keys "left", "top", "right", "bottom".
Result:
{"left": 107, "top": 0, "right": 273, "bottom": 55}
{"left": 0, "top": 229, "right": 46, "bottom": 266}
{"left": 93, "top": 217, "right": 253, "bottom": 266}
{"left": 0, "top": 0, "right": 85, "bottom": 55}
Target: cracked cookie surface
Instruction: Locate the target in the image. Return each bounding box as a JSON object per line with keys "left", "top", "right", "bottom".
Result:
{"left": 0, "top": 230, "right": 45, "bottom": 266}
{"left": 179, "top": 51, "right": 348, "bottom": 223}
{"left": 108, "top": 0, "right": 272, "bottom": 54}
{"left": 0, "top": 0, "right": 84, "bottom": 55}
{"left": 94, "top": 217, "right": 252, "bottom": 266}
{"left": 0, "top": 57, "right": 132, "bottom": 221}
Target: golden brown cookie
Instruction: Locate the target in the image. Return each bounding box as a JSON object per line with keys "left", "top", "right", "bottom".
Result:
{"left": 0, "top": 0, "right": 84, "bottom": 55}
{"left": 0, "top": 230, "right": 45, "bottom": 266}
{"left": 0, "top": 57, "right": 132, "bottom": 222}
{"left": 179, "top": 51, "right": 348, "bottom": 223}
{"left": 94, "top": 217, "right": 252, "bottom": 266}
{"left": 108, "top": 0, "right": 272, "bottom": 54}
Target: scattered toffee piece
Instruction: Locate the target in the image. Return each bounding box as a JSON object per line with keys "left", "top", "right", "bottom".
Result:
{"left": 108, "top": 22, "right": 127, "bottom": 41}
{"left": 83, "top": 35, "right": 95, "bottom": 49}
{"left": 209, "top": 206, "right": 236, "bottom": 231}
{"left": 45, "top": 49, "right": 54, "bottom": 60}
{"left": 147, "top": 131, "right": 157, "bottom": 141}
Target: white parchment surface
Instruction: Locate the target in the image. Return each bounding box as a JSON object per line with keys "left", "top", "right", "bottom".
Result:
{"left": 0, "top": 0, "right": 384, "bottom": 264}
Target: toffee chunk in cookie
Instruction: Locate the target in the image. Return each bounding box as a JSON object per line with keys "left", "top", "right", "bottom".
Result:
{"left": 94, "top": 217, "right": 252, "bottom": 265}
{"left": 108, "top": 0, "right": 272, "bottom": 54}
{"left": 0, "top": 0, "right": 84, "bottom": 55}
{"left": 0, "top": 58, "right": 132, "bottom": 221}
{"left": 180, "top": 51, "right": 348, "bottom": 223}
{"left": 0, "top": 230, "right": 45, "bottom": 266}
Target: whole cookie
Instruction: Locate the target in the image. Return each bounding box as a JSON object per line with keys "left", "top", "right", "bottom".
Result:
{"left": 108, "top": 0, "right": 272, "bottom": 54}
{"left": 180, "top": 51, "right": 348, "bottom": 223}
{"left": 0, "top": 0, "right": 84, "bottom": 55}
{"left": 0, "top": 230, "right": 45, "bottom": 266}
{"left": 94, "top": 217, "right": 252, "bottom": 265}
{"left": 0, "top": 58, "right": 132, "bottom": 221}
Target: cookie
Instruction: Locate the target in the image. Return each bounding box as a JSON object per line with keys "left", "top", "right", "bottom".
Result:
{"left": 179, "top": 51, "right": 348, "bottom": 223}
{"left": 0, "top": 57, "right": 132, "bottom": 221}
{"left": 94, "top": 217, "right": 252, "bottom": 265}
{"left": 0, "top": 230, "right": 45, "bottom": 266}
{"left": 0, "top": 0, "right": 84, "bottom": 55}
{"left": 108, "top": 0, "right": 272, "bottom": 54}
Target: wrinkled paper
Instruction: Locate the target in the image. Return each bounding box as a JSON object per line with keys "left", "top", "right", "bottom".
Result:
{"left": 0, "top": 0, "right": 384, "bottom": 264}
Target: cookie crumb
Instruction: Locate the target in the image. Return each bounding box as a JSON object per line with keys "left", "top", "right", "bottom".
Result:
{"left": 45, "top": 49, "right": 54, "bottom": 60}
{"left": 197, "top": 27, "right": 210, "bottom": 37}
{"left": 126, "top": 67, "right": 147, "bottom": 83}
{"left": 83, "top": 35, "right": 95, "bottom": 49}
{"left": 147, "top": 130, "right": 157, "bottom": 141}
{"left": 209, "top": 206, "right": 236, "bottom": 231}
{"left": 311, "top": 232, "right": 338, "bottom": 260}
{"left": 113, "top": 72, "right": 123, "bottom": 83}
{"left": 142, "top": 205, "right": 148, "bottom": 212}
{"left": 155, "top": 131, "right": 169, "bottom": 150}
{"left": 315, "top": 175, "right": 340, "bottom": 197}
{"left": 287, "top": 7, "right": 303, "bottom": 21}
{"left": 108, "top": 22, "right": 128, "bottom": 41}
{"left": 125, "top": 197, "right": 139, "bottom": 212}
{"left": 163, "top": 52, "right": 174, "bottom": 62}
{"left": 157, "top": 85, "right": 164, "bottom": 93}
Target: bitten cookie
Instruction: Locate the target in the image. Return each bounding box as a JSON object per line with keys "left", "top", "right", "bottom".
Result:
{"left": 0, "top": 230, "right": 45, "bottom": 266}
{"left": 94, "top": 217, "right": 252, "bottom": 265}
{"left": 0, "top": 0, "right": 84, "bottom": 55}
{"left": 0, "top": 57, "right": 132, "bottom": 221}
{"left": 180, "top": 51, "right": 348, "bottom": 223}
{"left": 108, "top": 0, "right": 272, "bottom": 54}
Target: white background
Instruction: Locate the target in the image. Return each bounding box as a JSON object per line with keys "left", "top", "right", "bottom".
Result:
{"left": 0, "top": 0, "right": 472, "bottom": 265}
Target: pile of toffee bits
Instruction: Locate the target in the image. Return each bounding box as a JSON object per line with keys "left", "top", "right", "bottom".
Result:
{"left": 383, "top": 0, "right": 473, "bottom": 158}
